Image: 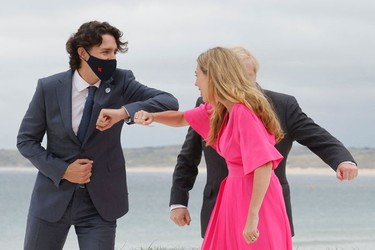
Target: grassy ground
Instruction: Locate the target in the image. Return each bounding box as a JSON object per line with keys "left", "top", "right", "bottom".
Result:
{"left": 117, "top": 245, "right": 199, "bottom": 250}
{"left": 125, "top": 248, "right": 199, "bottom": 250}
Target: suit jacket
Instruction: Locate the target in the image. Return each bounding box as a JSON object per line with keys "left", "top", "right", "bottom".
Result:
{"left": 170, "top": 90, "right": 355, "bottom": 237}
{"left": 17, "top": 69, "right": 178, "bottom": 222}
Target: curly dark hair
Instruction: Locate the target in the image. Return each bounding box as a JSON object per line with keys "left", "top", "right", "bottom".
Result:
{"left": 66, "top": 21, "right": 128, "bottom": 70}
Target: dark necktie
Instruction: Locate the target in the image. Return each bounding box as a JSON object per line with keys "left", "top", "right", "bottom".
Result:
{"left": 77, "top": 86, "right": 97, "bottom": 143}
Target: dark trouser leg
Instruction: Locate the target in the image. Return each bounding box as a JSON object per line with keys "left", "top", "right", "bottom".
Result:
{"left": 24, "top": 187, "right": 116, "bottom": 250}
{"left": 23, "top": 214, "right": 70, "bottom": 250}
{"left": 72, "top": 188, "right": 117, "bottom": 250}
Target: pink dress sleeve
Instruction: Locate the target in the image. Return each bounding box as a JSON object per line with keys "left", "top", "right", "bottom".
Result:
{"left": 235, "top": 105, "right": 283, "bottom": 175}
{"left": 183, "top": 103, "right": 212, "bottom": 141}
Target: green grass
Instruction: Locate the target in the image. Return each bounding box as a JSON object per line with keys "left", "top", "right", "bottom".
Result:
{"left": 116, "top": 243, "right": 199, "bottom": 250}
{"left": 126, "top": 247, "right": 199, "bottom": 250}
{"left": 133, "top": 248, "right": 198, "bottom": 250}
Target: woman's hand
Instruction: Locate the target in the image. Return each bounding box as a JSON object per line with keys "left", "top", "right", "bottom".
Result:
{"left": 134, "top": 110, "right": 154, "bottom": 125}
{"left": 243, "top": 213, "right": 260, "bottom": 244}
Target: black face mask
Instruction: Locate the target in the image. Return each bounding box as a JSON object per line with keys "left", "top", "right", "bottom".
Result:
{"left": 86, "top": 51, "right": 117, "bottom": 81}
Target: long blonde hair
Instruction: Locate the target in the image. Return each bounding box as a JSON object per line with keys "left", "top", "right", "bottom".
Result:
{"left": 197, "top": 47, "right": 284, "bottom": 145}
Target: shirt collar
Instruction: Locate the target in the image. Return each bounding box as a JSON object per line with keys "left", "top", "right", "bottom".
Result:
{"left": 73, "top": 70, "right": 101, "bottom": 92}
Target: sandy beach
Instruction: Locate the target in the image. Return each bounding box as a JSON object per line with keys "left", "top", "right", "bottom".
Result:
{"left": 2, "top": 165, "right": 374, "bottom": 176}
{"left": 128, "top": 166, "right": 375, "bottom": 176}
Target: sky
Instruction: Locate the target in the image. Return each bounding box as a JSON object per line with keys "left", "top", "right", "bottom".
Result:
{"left": 1, "top": 0, "right": 374, "bottom": 150}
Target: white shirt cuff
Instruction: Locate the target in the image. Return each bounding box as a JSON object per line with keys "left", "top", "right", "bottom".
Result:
{"left": 339, "top": 161, "right": 357, "bottom": 166}
{"left": 170, "top": 204, "right": 187, "bottom": 211}
{"left": 122, "top": 106, "right": 131, "bottom": 124}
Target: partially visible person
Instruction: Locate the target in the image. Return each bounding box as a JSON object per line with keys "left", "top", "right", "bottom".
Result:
{"left": 169, "top": 46, "right": 358, "bottom": 238}
{"left": 17, "top": 20, "right": 178, "bottom": 250}
{"left": 97, "top": 47, "right": 293, "bottom": 249}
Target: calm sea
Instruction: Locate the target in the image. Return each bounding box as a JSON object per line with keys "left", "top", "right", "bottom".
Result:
{"left": 0, "top": 168, "right": 374, "bottom": 250}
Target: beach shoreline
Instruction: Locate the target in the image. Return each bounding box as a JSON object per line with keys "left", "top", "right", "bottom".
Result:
{"left": 1, "top": 166, "right": 374, "bottom": 176}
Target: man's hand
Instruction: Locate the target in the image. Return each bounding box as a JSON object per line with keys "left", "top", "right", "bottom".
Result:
{"left": 96, "top": 108, "right": 127, "bottom": 131}
{"left": 170, "top": 207, "right": 191, "bottom": 226}
{"left": 336, "top": 162, "right": 358, "bottom": 181}
{"left": 62, "top": 159, "right": 93, "bottom": 184}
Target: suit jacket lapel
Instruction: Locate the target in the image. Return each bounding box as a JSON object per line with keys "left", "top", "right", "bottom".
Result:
{"left": 56, "top": 70, "right": 81, "bottom": 145}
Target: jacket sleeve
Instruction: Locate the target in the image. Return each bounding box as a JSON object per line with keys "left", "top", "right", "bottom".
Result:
{"left": 169, "top": 126, "right": 203, "bottom": 206}
{"left": 16, "top": 80, "right": 69, "bottom": 187}
{"left": 285, "top": 96, "right": 356, "bottom": 170}
{"left": 121, "top": 70, "right": 179, "bottom": 122}
{"left": 169, "top": 98, "right": 204, "bottom": 207}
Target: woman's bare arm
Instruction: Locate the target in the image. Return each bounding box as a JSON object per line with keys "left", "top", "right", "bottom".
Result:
{"left": 134, "top": 110, "right": 188, "bottom": 127}
{"left": 243, "top": 162, "right": 272, "bottom": 244}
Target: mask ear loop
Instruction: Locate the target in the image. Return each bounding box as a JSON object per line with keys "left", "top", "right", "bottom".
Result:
{"left": 77, "top": 48, "right": 92, "bottom": 80}
{"left": 78, "top": 47, "right": 90, "bottom": 62}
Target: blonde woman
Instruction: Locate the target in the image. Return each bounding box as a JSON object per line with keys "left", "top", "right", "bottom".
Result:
{"left": 96, "top": 47, "right": 292, "bottom": 249}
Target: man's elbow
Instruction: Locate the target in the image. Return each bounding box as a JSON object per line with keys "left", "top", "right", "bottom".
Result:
{"left": 164, "top": 94, "right": 179, "bottom": 111}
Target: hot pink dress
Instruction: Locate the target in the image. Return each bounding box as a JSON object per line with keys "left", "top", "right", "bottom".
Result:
{"left": 184, "top": 103, "right": 292, "bottom": 250}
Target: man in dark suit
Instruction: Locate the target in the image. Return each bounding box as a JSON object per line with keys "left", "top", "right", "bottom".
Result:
{"left": 17, "top": 21, "right": 178, "bottom": 250}
{"left": 169, "top": 46, "right": 358, "bottom": 238}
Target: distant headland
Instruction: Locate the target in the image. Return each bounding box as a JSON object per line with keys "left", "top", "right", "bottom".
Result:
{"left": 1, "top": 145, "right": 373, "bottom": 170}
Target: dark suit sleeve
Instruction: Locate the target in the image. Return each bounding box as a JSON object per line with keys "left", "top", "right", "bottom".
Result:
{"left": 285, "top": 96, "right": 355, "bottom": 170}
{"left": 169, "top": 127, "right": 202, "bottom": 206}
{"left": 17, "top": 80, "right": 69, "bottom": 186}
{"left": 120, "top": 70, "right": 179, "bottom": 121}
{"left": 169, "top": 98, "right": 203, "bottom": 207}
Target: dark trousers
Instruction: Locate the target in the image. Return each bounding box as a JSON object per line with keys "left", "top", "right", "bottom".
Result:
{"left": 24, "top": 188, "right": 117, "bottom": 250}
